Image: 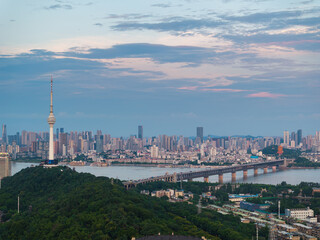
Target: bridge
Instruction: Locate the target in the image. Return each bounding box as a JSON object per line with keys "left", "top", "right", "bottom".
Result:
{"left": 124, "top": 159, "right": 287, "bottom": 189}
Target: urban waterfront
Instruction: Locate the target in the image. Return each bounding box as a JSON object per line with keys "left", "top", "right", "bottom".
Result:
{"left": 9, "top": 161, "right": 320, "bottom": 185}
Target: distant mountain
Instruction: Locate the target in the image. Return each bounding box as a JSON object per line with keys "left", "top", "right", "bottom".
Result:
{"left": 207, "top": 135, "right": 263, "bottom": 139}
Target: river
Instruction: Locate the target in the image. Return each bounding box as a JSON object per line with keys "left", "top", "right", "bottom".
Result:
{"left": 7, "top": 161, "right": 320, "bottom": 185}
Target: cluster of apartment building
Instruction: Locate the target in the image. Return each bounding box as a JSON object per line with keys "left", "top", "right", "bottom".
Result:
{"left": 1, "top": 124, "right": 319, "bottom": 163}
{"left": 274, "top": 223, "right": 320, "bottom": 240}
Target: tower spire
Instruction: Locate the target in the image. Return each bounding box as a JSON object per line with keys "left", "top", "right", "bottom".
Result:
{"left": 47, "top": 75, "right": 56, "bottom": 162}
{"left": 50, "top": 75, "right": 53, "bottom": 113}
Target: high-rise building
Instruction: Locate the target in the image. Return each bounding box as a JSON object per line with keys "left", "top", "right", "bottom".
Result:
{"left": 291, "top": 132, "right": 297, "bottom": 143}
{"left": 297, "top": 129, "right": 302, "bottom": 145}
{"left": 316, "top": 131, "right": 320, "bottom": 142}
{"left": 95, "top": 135, "right": 103, "bottom": 153}
{"left": 138, "top": 125, "right": 143, "bottom": 139}
{"left": 47, "top": 77, "right": 56, "bottom": 163}
{"left": 283, "top": 131, "right": 290, "bottom": 146}
{"left": 59, "top": 133, "right": 67, "bottom": 155}
{"left": 196, "top": 127, "right": 203, "bottom": 142}
{"left": 2, "top": 124, "right": 7, "bottom": 144}
{"left": 56, "top": 128, "right": 59, "bottom": 140}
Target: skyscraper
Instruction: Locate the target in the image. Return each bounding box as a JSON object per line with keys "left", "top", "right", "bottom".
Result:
{"left": 56, "top": 128, "right": 59, "bottom": 140}
{"left": 197, "top": 127, "right": 203, "bottom": 142}
{"left": 95, "top": 135, "right": 103, "bottom": 153}
{"left": 283, "top": 131, "right": 290, "bottom": 146}
{"left": 2, "top": 124, "right": 7, "bottom": 144}
{"left": 47, "top": 77, "right": 56, "bottom": 163}
{"left": 297, "top": 129, "right": 302, "bottom": 145}
{"left": 138, "top": 125, "right": 143, "bottom": 139}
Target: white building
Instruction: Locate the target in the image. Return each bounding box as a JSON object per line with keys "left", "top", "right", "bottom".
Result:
{"left": 285, "top": 207, "right": 314, "bottom": 220}
{"left": 150, "top": 145, "right": 159, "bottom": 158}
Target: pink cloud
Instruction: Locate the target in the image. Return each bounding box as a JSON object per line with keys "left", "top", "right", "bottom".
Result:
{"left": 177, "top": 86, "right": 198, "bottom": 90}
{"left": 260, "top": 40, "right": 320, "bottom": 48}
{"left": 247, "top": 92, "right": 286, "bottom": 98}
{"left": 202, "top": 88, "right": 248, "bottom": 93}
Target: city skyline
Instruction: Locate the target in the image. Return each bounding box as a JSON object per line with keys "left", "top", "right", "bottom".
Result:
{"left": 1, "top": 0, "right": 320, "bottom": 136}
{"left": 1, "top": 122, "right": 318, "bottom": 139}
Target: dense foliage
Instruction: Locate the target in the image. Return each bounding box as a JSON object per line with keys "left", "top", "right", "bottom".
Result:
{"left": 0, "top": 167, "right": 264, "bottom": 240}
{"left": 290, "top": 157, "right": 320, "bottom": 168}
{"left": 262, "top": 145, "right": 301, "bottom": 159}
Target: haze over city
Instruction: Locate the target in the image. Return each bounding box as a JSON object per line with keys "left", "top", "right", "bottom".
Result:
{"left": 1, "top": 0, "right": 320, "bottom": 136}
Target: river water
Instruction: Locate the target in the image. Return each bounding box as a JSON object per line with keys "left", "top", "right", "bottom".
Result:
{"left": 8, "top": 162, "right": 320, "bottom": 185}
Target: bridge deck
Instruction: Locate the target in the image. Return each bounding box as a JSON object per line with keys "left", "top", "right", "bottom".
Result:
{"left": 123, "top": 160, "right": 285, "bottom": 188}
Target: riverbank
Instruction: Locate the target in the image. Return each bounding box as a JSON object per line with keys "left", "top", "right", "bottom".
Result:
{"left": 288, "top": 166, "right": 320, "bottom": 169}
{"left": 9, "top": 162, "right": 320, "bottom": 184}
{"left": 11, "top": 159, "right": 43, "bottom": 163}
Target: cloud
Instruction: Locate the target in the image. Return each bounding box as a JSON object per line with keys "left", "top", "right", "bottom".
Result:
{"left": 67, "top": 43, "right": 226, "bottom": 64}
{"left": 223, "top": 32, "right": 320, "bottom": 50}
{"left": 300, "top": 0, "right": 314, "bottom": 4}
{"left": 151, "top": 3, "right": 172, "bottom": 8}
{"left": 178, "top": 86, "right": 198, "bottom": 90}
{"left": 111, "top": 19, "right": 224, "bottom": 32}
{"left": 106, "top": 14, "right": 152, "bottom": 20}
{"left": 202, "top": 88, "right": 248, "bottom": 92}
{"left": 45, "top": 4, "right": 73, "bottom": 10}
{"left": 223, "top": 10, "right": 303, "bottom": 23}
{"left": 246, "top": 92, "right": 287, "bottom": 98}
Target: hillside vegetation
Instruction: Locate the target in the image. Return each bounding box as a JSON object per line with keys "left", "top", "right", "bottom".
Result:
{"left": 0, "top": 167, "right": 261, "bottom": 240}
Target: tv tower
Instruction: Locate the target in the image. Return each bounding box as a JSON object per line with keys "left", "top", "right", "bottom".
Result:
{"left": 47, "top": 76, "right": 56, "bottom": 163}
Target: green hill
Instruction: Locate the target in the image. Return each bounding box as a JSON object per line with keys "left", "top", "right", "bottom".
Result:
{"left": 0, "top": 167, "right": 262, "bottom": 240}
{"left": 262, "top": 145, "right": 301, "bottom": 159}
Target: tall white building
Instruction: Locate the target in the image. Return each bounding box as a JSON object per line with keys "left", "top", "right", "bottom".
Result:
{"left": 47, "top": 77, "right": 56, "bottom": 162}
{"left": 285, "top": 207, "right": 314, "bottom": 220}
{"left": 150, "top": 145, "right": 159, "bottom": 158}
{"left": 283, "top": 131, "right": 290, "bottom": 146}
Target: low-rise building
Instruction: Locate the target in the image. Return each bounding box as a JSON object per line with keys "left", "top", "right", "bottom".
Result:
{"left": 240, "top": 201, "right": 270, "bottom": 212}
{"left": 228, "top": 194, "right": 259, "bottom": 202}
{"left": 285, "top": 207, "right": 314, "bottom": 220}
{"left": 277, "top": 224, "right": 298, "bottom": 233}
{"left": 275, "top": 230, "right": 300, "bottom": 240}
{"left": 293, "top": 223, "right": 313, "bottom": 235}
{"left": 312, "top": 188, "right": 320, "bottom": 196}
{"left": 294, "top": 232, "right": 317, "bottom": 240}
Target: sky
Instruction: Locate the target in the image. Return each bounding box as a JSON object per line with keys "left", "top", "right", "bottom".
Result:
{"left": 0, "top": 0, "right": 319, "bottom": 137}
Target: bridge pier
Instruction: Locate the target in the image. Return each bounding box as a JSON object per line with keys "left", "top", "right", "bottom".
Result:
{"left": 279, "top": 159, "right": 287, "bottom": 170}
{"left": 243, "top": 170, "right": 248, "bottom": 180}
{"left": 219, "top": 174, "right": 223, "bottom": 184}
{"left": 173, "top": 172, "right": 177, "bottom": 183}
{"left": 204, "top": 176, "right": 209, "bottom": 183}
{"left": 232, "top": 172, "right": 236, "bottom": 182}
{"left": 123, "top": 160, "right": 285, "bottom": 189}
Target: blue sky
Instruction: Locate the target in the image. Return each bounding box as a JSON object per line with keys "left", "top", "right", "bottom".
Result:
{"left": 0, "top": 0, "right": 319, "bottom": 137}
